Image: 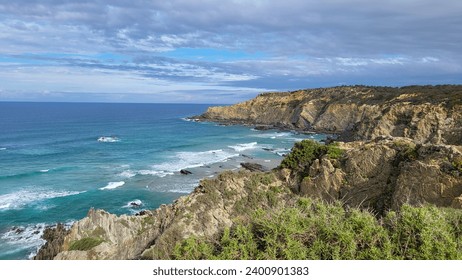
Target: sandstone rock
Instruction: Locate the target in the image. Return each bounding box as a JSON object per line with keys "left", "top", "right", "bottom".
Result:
{"left": 451, "top": 196, "right": 462, "bottom": 209}
{"left": 290, "top": 137, "right": 462, "bottom": 214}
{"left": 197, "top": 86, "right": 462, "bottom": 145}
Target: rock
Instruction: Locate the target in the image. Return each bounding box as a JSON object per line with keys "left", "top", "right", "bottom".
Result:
{"left": 240, "top": 154, "right": 253, "bottom": 159}
{"left": 34, "top": 223, "right": 69, "bottom": 260}
{"left": 197, "top": 85, "right": 462, "bottom": 145}
{"left": 14, "top": 227, "right": 24, "bottom": 234}
{"left": 130, "top": 202, "right": 141, "bottom": 207}
{"left": 135, "top": 210, "right": 148, "bottom": 216}
{"left": 289, "top": 137, "right": 462, "bottom": 214}
{"left": 240, "top": 162, "right": 267, "bottom": 172}
{"left": 254, "top": 125, "right": 273, "bottom": 130}
{"left": 180, "top": 169, "right": 192, "bottom": 175}
{"left": 451, "top": 196, "right": 462, "bottom": 209}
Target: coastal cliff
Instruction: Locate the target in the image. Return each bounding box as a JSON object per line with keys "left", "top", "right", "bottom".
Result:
{"left": 197, "top": 85, "right": 462, "bottom": 145}
{"left": 36, "top": 85, "right": 462, "bottom": 260}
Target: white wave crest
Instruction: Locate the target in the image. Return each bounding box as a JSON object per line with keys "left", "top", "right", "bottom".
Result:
{"left": 0, "top": 147, "right": 6, "bottom": 151}
{"left": 97, "top": 136, "right": 120, "bottom": 143}
{"left": 0, "top": 189, "right": 86, "bottom": 211}
{"left": 254, "top": 132, "right": 293, "bottom": 139}
{"left": 274, "top": 148, "right": 291, "bottom": 157}
{"left": 122, "top": 199, "right": 143, "bottom": 208}
{"left": 228, "top": 142, "right": 259, "bottom": 152}
{"left": 151, "top": 149, "right": 239, "bottom": 174}
{"left": 118, "top": 170, "right": 137, "bottom": 178}
{"left": 99, "top": 181, "right": 125, "bottom": 190}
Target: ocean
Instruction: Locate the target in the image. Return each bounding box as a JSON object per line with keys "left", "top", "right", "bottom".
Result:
{"left": 0, "top": 102, "right": 326, "bottom": 259}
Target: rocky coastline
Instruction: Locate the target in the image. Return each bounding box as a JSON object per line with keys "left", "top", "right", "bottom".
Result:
{"left": 194, "top": 85, "right": 462, "bottom": 145}
{"left": 36, "top": 85, "right": 462, "bottom": 260}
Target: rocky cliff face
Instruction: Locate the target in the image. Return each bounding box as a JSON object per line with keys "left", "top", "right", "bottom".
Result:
{"left": 197, "top": 85, "right": 462, "bottom": 145}
{"left": 38, "top": 171, "right": 291, "bottom": 260}
{"left": 280, "top": 137, "right": 462, "bottom": 215}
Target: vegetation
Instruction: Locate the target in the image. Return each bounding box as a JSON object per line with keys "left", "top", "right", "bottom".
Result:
{"left": 393, "top": 140, "right": 419, "bottom": 162}
{"left": 69, "top": 237, "right": 104, "bottom": 251}
{"left": 452, "top": 157, "right": 462, "bottom": 173}
{"left": 172, "top": 199, "right": 462, "bottom": 260}
{"left": 280, "top": 140, "right": 344, "bottom": 175}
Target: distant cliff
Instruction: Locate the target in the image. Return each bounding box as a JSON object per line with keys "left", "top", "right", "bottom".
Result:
{"left": 197, "top": 85, "right": 462, "bottom": 145}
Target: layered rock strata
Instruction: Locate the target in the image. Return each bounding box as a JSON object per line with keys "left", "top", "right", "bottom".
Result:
{"left": 196, "top": 85, "right": 462, "bottom": 145}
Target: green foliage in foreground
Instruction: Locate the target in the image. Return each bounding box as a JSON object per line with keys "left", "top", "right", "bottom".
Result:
{"left": 280, "top": 140, "right": 344, "bottom": 174}
{"left": 69, "top": 237, "right": 104, "bottom": 251}
{"left": 172, "top": 199, "right": 462, "bottom": 260}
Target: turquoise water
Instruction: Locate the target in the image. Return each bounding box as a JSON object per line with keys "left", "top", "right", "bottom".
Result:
{"left": 0, "top": 102, "right": 326, "bottom": 259}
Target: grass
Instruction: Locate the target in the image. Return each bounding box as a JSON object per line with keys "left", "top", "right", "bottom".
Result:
{"left": 172, "top": 199, "right": 462, "bottom": 260}
{"left": 69, "top": 237, "right": 104, "bottom": 251}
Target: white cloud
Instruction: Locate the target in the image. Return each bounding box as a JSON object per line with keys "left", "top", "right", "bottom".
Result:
{"left": 0, "top": 0, "right": 461, "bottom": 102}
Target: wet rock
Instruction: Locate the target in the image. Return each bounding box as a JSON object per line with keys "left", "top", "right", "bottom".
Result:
{"left": 34, "top": 223, "right": 69, "bottom": 260}
{"left": 240, "top": 162, "right": 267, "bottom": 172}
{"left": 180, "top": 169, "right": 192, "bottom": 175}
{"left": 240, "top": 154, "right": 253, "bottom": 159}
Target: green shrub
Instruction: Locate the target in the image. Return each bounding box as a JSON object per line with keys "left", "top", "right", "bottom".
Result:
{"left": 69, "top": 237, "right": 104, "bottom": 251}
{"left": 172, "top": 236, "right": 214, "bottom": 260}
{"left": 393, "top": 140, "right": 419, "bottom": 162}
{"left": 171, "top": 200, "right": 462, "bottom": 260}
{"left": 326, "top": 142, "right": 344, "bottom": 159}
{"left": 385, "top": 205, "right": 460, "bottom": 259}
{"left": 280, "top": 140, "right": 344, "bottom": 174}
{"left": 452, "top": 157, "right": 462, "bottom": 173}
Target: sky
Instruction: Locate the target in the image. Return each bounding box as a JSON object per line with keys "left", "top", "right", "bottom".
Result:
{"left": 0, "top": 0, "right": 461, "bottom": 104}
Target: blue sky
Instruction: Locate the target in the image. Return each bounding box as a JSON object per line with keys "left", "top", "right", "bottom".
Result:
{"left": 0, "top": 0, "right": 461, "bottom": 103}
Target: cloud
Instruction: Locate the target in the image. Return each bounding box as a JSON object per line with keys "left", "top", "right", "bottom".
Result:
{"left": 0, "top": 0, "right": 461, "bottom": 102}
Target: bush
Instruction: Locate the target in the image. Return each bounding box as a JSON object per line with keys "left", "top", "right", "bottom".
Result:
{"left": 280, "top": 140, "right": 344, "bottom": 174}
{"left": 385, "top": 205, "right": 460, "bottom": 259}
{"left": 171, "top": 200, "right": 462, "bottom": 260}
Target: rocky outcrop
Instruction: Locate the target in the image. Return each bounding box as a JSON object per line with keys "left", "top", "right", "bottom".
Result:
{"left": 38, "top": 171, "right": 289, "bottom": 260}
{"left": 34, "top": 224, "right": 69, "bottom": 260}
{"left": 196, "top": 85, "right": 462, "bottom": 145}
{"left": 280, "top": 137, "right": 462, "bottom": 215}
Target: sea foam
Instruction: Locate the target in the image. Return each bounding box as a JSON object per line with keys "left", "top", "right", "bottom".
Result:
{"left": 228, "top": 142, "right": 260, "bottom": 152}
{"left": 99, "top": 181, "right": 125, "bottom": 190}
{"left": 0, "top": 189, "right": 86, "bottom": 211}
{"left": 1, "top": 221, "right": 74, "bottom": 259}
{"left": 97, "top": 136, "right": 120, "bottom": 143}
{"left": 151, "top": 149, "right": 239, "bottom": 174}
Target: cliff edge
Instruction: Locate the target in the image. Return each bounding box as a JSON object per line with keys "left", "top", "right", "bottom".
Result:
{"left": 197, "top": 85, "right": 462, "bottom": 145}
